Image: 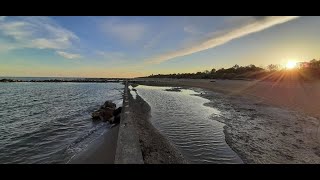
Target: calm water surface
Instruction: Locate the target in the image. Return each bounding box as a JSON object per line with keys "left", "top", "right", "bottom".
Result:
{"left": 135, "top": 85, "right": 243, "bottom": 164}
{"left": 0, "top": 82, "right": 124, "bottom": 164}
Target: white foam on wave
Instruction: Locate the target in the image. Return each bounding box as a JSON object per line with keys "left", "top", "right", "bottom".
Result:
{"left": 65, "top": 122, "right": 112, "bottom": 163}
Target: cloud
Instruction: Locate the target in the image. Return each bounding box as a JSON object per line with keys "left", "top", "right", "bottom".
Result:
{"left": 56, "top": 51, "right": 82, "bottom": 59}
{"left": 102, "top": 19, "right": 145, "bottom": 42}
{"left": 183, "top": 25, "right": 203, "bottom": 35}
{"left": 95, "top": 50, "right": 130, "bottom": 65}
{"left": 0, "top": 16, "right": 79, "bottom": 53}
{"left": 0, "top": 16, "right": 5, "bottom": 21}
{"left": 96, "top": 50, "right": 125, "bottom": 59}
{"left": 0, "top": 43, "right": 15, "bottom": 52}
{"left": 143, "top": 32, "right": 164, "bottom": 49}
{"left": 146, "top": 16, "right": 299, "bottom": 64}
{"left": 252, "top": 16, "right": 268, "bottom": 21}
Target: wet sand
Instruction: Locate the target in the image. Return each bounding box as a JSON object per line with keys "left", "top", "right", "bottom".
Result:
{"left": 199, "top": 90, "right": 320, "bottom": 163}
{"left": 133, "top": 79, "right": 320, "bottom": 163}
{"left": 135, "top": 78, "right": 320, "bottom": 118}
{"left": 68, "top": 125, "right": 119, "bottom": 164}
{"left": 127, "top": 88, "right": 188, "bottom": 164}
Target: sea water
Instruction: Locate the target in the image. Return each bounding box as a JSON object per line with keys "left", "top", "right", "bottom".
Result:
{"left": 0, "top": 82, "right": 124, "bottom": 164}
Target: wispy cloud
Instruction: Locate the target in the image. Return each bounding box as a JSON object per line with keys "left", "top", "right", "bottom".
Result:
{"left": 143, "top": 32, "right": 164, "bottom": 49}
{"left": 183, "top": 25, "right": 203, "bottom": 35}
{"left": 95, "top": 50, "right": 130, "bottom": 65}
{"left": 0, "top": 41, "right": 16, "bottom": 52}
{"left": 101, "top": 19, "right": 145, "bottom": 42}
{"left": 56, "top": 51, "right": 82, "bottom": 59}
{"left": 0, "top": 16, "right": 80, "bottom": 58}
{"left": 96, "top": 50, "right": 125, "bottom": 59}
{"left": 146, "top": 16, "right": 300, "bottom": 64}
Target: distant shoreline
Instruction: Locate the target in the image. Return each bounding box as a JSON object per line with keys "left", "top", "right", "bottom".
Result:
{"left": 0, "top": 78, "right": 126, "bottom": 83}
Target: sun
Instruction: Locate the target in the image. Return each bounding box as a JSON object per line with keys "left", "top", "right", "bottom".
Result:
{"left": 286, "top": 60, "right": 297, "bottom": 69}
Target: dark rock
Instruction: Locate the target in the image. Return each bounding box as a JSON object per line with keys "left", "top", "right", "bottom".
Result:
{"left": 164, "top": 87, "right": 182, "bottom": 92}
{"left": 0, "top": 79, "right": 15, "bottom": 82}
{"left": 114, "top": 114, "right": 121, "bottom": 123}
{"left": 101, "top": 101, "right": 116, "bottom": 109}
{"left": 100, "top": 107, "right": 115, "bottom": 122}
{"left": 113, "top": 107, "right": 122, "bottom": 116}
{"left": 92, "top": 109, "right": 103, "bottom": 120}
{"left": 132, "top": 88, "right": 137, "bottom": 91}
{"left": 92, "top": 100, "right": 116, "bottom": 121}
{"left": 110, "top": 107, "right": 122, "bottom": 124}
{"left": 110, "top": 114, "right": 121, "bottom": 124}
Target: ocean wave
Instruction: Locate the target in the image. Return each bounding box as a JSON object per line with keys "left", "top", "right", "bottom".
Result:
{"left": 65, "top": 122, "right": 112, "bottom": 155}
{"left": 0, "top": 82, "right": 124, "bottom": 164}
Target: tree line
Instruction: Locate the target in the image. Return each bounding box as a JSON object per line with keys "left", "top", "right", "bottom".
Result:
{"left": 144, "top": 59, "right": 320, "bottom": 81}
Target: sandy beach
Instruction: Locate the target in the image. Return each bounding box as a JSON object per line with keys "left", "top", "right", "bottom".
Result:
{"left": 68, "top": 125, "right": 119, "bottom": 164}
{"left": 135, "top": 78, "right": 320, "bottom": 118}
{"left": 132, "top": 78, "right": 320, "bottom": 163}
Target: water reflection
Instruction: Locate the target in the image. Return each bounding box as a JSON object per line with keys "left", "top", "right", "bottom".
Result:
{"left": 136, "top": 85, "right": 242, "bottom": 164}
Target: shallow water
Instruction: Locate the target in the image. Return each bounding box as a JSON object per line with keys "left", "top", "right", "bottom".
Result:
{"left": 0, "top": 82, "right": 124, "bottom": 164}
{"left": 128, "top": 85, "right": 137, "bottom": 99}
{"left": 135, "top": 85, "right": 243, "bottom": 164}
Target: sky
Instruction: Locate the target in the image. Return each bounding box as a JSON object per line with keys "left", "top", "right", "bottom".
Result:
{"left": 0, "top": 16, "right": 319, "bottom": 78}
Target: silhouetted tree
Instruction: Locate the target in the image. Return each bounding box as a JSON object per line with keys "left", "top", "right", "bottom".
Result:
{"left": 233, "top": 64, "right": 240, "bottom": 69}
{"left": 267, "top": 64, "right": 279, "bottom": 72}
{"left": 145, "top": 59, "right": 320, "bottom": 80}
{"left": 210, "top": 68, "right": 216, "bottom": 74}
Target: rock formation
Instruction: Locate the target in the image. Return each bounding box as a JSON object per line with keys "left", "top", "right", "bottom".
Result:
{"left": 92, "top": 101, "right": 122, "bottom": 124}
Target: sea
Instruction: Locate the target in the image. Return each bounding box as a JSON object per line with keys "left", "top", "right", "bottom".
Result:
{"left": 0, "top": 78, "right": 124, "bottom": 164}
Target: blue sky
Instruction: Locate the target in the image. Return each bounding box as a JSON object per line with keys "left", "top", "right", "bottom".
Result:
{"left": 0, "top": 16, "right": 319, "bottom": 77}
